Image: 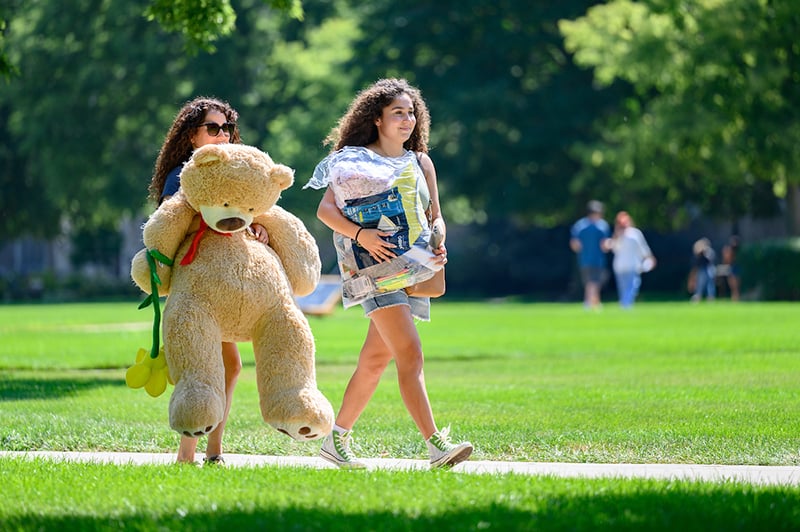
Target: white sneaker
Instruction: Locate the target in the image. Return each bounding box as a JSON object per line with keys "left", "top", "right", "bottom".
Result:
{"left": 320, "top": 429, "right": 367, "bottom": 469}
{"left": 427, "top": 427, "right": 473, "bottom": 469}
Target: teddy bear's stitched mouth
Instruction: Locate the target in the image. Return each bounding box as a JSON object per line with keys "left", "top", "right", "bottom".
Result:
{"left": 215, "top": 217, "right": 247, "bottom": 232}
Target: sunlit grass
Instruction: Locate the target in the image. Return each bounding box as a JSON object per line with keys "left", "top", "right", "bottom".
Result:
{"left": 2, "top": 301, "right": 800, "bottom": 530}
{"left": 3, "top": 457, "right": 800, "bottom": 531}
{"left": 1, "top": 301, "right": 798, "bottom": 464}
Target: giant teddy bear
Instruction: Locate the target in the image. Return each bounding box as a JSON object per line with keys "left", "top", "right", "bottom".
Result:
{"left": 130, "top": 143, "right": 334, "bottom": 441}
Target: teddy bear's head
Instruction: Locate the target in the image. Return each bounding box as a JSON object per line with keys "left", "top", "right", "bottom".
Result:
{"left": 180, "top": 144, "right": 294, "bottom": 233}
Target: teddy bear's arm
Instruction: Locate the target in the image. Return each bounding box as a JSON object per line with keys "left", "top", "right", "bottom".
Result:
{"left": 142, "top": 190, "right": 198, "bottom": 261}
{"left": 254, "top": 206, "right": 321, "bottom": 297}
{"left": 130, "top": 191, "right": 198, "bottom": 295}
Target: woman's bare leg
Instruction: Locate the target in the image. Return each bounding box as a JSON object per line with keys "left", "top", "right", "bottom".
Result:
{"left": 175, "top": 341, "right": 241, "bottom": 462}
{"left": 334, "top": 321, "right": 393, "bottom": 429}
{"left": 367, "top": 305, "right": 437, "bottom": 439}
{"left": 204, "top": 341, "right": 242, "bottom": 458}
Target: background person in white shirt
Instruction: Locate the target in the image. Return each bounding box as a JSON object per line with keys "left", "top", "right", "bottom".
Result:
{"left": 605, "top": 211, "right": 656, "bottom": 308}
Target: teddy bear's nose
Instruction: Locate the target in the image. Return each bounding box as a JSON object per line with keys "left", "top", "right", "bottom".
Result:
{"left": 216, "top": 217, "right": 247, "bottom": 232}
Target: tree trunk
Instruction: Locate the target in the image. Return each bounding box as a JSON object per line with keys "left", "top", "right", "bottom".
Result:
{"left": 787, "top": 184, "right": 800, "bottom": 236}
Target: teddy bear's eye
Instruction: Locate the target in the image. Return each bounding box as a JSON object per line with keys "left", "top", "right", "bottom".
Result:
{"left": 223, "top": 202, "right": 229, "bottom": 207}
{"left": 249, "top": 208, "right": 254, "bottom": 212}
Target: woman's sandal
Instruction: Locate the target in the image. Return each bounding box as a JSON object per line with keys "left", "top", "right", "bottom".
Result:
{"left": 203, "top": 455, "right": 226, "bottom": 466}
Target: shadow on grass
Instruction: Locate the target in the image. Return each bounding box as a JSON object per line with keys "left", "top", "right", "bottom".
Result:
{"left": 0, "top": 372, "right": 125, "bottom": 401}
{"left": 4, "top": 489, "right": 800, "bottom": 531}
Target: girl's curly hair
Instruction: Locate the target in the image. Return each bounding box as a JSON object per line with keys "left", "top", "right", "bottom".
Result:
{"left": 148, "top": 96, "right": 242, "bottom": 202}
{"left": 326, "top": 78, "right": 430, "bottom": 154}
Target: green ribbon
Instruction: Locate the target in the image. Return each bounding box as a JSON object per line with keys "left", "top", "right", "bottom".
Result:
{"left": 137, "top": 249, "right": 174, "bottom": 359}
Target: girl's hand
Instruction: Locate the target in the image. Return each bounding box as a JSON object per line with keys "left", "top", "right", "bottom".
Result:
{"left": 432, "top": 244, "right": 448, "bottom": 266}
{"left": 358, "top": 228, "right": 397, "bottom": 262}
{"left": 248, "top": 223, "right": 269, "bottom": 244}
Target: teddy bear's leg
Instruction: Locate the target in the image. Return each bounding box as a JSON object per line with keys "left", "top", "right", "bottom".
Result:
{"left": 162, "top": 295, "right": 226, "bottom": 437}
{"left": 252, "top": 303, "right": 334, "bottom": 441}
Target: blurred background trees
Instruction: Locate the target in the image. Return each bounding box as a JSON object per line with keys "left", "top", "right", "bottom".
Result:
{"left": 560, "top": 0, "right": 800, "bottom": 232}
{"left": 1, "top": 0, "right": 798, "bottom": 300}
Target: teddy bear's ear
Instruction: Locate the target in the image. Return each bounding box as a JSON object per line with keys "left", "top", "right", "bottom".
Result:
{"left": 270, "top": 164, "right": 295, "bottom": 191}
{"left": 193, "top": 144, "right": 227, "bottom": 166}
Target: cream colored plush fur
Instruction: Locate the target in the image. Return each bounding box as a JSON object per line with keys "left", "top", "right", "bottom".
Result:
{"left": 130, "top": 144, "right": 333, "bottom": 441}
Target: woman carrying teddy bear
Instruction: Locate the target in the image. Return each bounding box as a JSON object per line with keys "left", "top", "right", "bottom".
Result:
{"left": 148, "top": 96, "right": 268, "bottom": 466}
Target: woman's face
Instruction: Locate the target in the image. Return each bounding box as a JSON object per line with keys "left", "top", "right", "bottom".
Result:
{"left": 190, "top": 110, "right": 234, "bottom": 149}
{"left": 375, "top": 93, "right": 416, "bottom": 144}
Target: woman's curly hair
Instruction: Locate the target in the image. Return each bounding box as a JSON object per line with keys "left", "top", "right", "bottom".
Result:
{"left": 326, "top": 78, "right": 430, "bottom": 154}
{"left": 148, "top": 96, "right": 242, "bottom": 202}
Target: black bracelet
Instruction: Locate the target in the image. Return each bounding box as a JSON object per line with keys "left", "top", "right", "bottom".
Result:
{"left": 354, "top": 227, "right": 364, "bottom": 243}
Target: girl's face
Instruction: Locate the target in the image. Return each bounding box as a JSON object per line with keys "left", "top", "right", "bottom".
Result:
{"left": 375, "top": 93, "right": 416, "bottom": 144}
{"left": 190, "top": 110, "right": 234, "bottom": 149}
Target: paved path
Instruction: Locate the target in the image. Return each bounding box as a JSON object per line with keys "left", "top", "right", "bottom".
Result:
{"left": 3, "top": 451, "right": 799, "bottom": 486}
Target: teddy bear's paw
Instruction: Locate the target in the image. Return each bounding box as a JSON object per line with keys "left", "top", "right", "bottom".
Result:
{"left": 274, "top": 421, "right": 327, "bottom": 441}
{"left": 262, "top": 388, "right": 334, "bottom": 441}
{"left": 178, "top": 423, "right": 219, "bottom": 438}
{"left": 169, "top": 379, "right": 225, "bottom": 437}
{"left": 172, "top": 417, "right": 220, "bottom": 438}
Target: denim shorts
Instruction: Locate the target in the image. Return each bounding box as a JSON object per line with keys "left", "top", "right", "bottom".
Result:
{"left": 360, "top": 290, "right": 430, "bottom": 321}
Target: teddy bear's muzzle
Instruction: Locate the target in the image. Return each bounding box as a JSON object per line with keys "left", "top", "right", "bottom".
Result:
{"left": 200, "top": 205, "right": 254, "bottom": 233}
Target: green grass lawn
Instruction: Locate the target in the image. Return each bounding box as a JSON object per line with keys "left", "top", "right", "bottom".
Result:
{"left": 1, "top": 300, "right": 799, "bottom": 530}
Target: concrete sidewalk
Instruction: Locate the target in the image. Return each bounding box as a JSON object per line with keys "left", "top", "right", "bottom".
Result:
{"left": 3, "top": 451, "right": 799, "bottom": 486}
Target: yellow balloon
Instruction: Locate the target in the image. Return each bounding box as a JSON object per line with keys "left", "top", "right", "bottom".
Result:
{"left": 125, "top": 363, "right": 151, "bottom": 389}
{"left": 152, "top": 352, "right": 167, "bottom": 370}
{"left": 144, "top": 369, "right": 167, "bottom": 397}
{"left": 135, "top": 347, "right": 148, "bottom": 364}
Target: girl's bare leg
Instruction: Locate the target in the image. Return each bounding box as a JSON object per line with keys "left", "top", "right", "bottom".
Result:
{"left": 176, "top": 341, "right": 241, "bottom": 462}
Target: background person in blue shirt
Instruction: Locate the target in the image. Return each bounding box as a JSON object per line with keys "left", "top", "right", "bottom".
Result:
{"left": 570, "top": 200, "right": 611, "bottom": 309}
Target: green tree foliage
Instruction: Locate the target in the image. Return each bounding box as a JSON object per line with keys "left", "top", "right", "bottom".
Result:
{"left": 0, "top": 5, "right": 19, "bottom": 81}
{"left": 1, "top": 0, "right": 626, "bottom": 245}
{"left": 0, "top": 0, "right": 354, "bottom": 243}
{"left": 236, "top": 0, "right": 362, "bottom": 220}
{"left": 144, "top": 0, "right": 237, "bottom": 54}
{"left": 144, "top": 0, "right": 302, "bottom": 53}
{"left": 1, "top": 0, "right": 190, "bottom": 240}
{"left": 559, "top": 0, "right": 799, "bottom": 230}
{"left": 0, "top": 0, "right": 302, "bottom": 76}
{"left": 349, "top": 0, "right": 623, "bottom": 227}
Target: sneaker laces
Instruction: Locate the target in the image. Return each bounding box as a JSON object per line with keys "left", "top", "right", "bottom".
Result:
{"left": 334, "top": 431, "right": 359, "bottom": 462}
{"left": 430, "top": 426, "right": 454, "bottom": 451}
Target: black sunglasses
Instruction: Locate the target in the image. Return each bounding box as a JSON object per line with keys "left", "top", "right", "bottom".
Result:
{"left": 199, "top": 122, "right": 236, "bottom": 137}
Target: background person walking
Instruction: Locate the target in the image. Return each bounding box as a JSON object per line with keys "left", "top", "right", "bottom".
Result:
{"left": 570, "top": 200, "right": 611, "bottom": 309}
{"left": 606, "top": 211, "right": 656, "bottom": 309}
{"left": 719, "top": 235, "right": 741, "bottom": 301}
{"left": 690, "top": 237, "right": 716, "bottom": 302}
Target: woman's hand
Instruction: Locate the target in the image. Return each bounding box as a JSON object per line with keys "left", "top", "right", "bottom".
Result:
{"left": 248, "top": 223, "right": 269, "bottom": 244}
{"left": 432, "top": 243, "right": 448, "bottom": 267}
{"left": 358, "top": 228, "right": 397, "bottom": 262}
{"left": 428, "top": 217, "right": 447, "bottom": 266}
